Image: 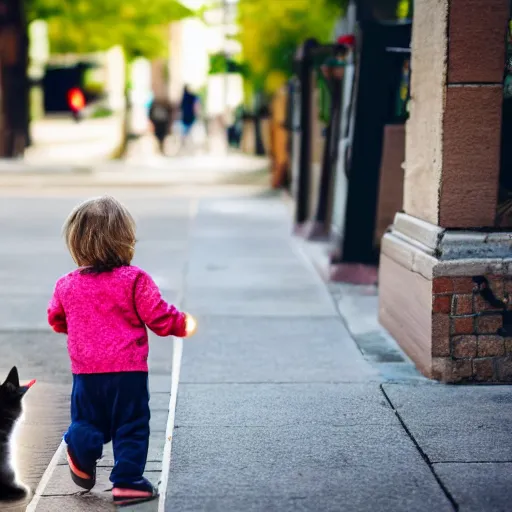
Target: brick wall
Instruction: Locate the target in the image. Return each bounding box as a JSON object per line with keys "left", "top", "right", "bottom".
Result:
{"left": 431, "top": 275, "right": 512, "bottom": 382}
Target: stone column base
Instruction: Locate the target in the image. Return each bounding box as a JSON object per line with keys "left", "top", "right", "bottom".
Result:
{"left": 379, "top": 213, "right": 512, "bottom": 383}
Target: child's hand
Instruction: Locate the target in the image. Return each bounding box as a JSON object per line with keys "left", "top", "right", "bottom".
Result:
{"left": 185, "top": 313, "right": 197, "bottom": 337}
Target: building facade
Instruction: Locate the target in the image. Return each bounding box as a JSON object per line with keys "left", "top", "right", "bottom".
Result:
{"left": 379, "top": 0, "right": 512, "bottom": 382}
{"left": 288, "top": 0, "right": 512, "bottom": 383}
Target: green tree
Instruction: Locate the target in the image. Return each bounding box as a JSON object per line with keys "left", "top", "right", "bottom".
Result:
{"left": 0, "top": 0, "right": 194, "bottom": 158}
{"left": 25, "top": 0, "right": 193, "bottom": 60}
{"left": 237, "top": 0, "right": 346, "bottom": 95}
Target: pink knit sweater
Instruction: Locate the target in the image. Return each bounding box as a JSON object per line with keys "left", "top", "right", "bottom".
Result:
{"left": 48, "top": 266, "right": 187, "bottom": 374}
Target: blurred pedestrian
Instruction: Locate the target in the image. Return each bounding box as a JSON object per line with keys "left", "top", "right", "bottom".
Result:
{"left": 148, "top": 97, "right": 172, "bottom": 154}
{"left": 227, "top": 105, "right": 243, "bottom": 148}
{"left": 180, "top": 85, "right": 199, "bottom": 145}
{"left": 48, "top": 196, "right": 197, "bottom": 506}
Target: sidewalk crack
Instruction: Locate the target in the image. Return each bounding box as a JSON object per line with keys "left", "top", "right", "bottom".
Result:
{"left": 433, "top": 460, "right": 512, "bottom": 464}
{"left": 379, "top": 384, "right": 459, "bottom": 511}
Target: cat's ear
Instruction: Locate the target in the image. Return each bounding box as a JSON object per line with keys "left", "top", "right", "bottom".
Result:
{"left": 19, "top": 379, "right": 36, "bottom": 396}
{"left": 3, "top": 367, "right": 20, "bottom": 388}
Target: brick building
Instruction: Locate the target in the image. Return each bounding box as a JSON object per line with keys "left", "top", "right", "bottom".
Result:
{"left": 379, "top": 0, "right": 512, "bottom": 382}
{"left": 288, "top": 0, "right": 511, "bottom": 382}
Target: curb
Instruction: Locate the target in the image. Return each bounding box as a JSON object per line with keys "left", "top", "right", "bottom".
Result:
{"left": 25, "top": 442, "right": 65, "bottom": 512}
{"left": 0, "top": 164, "right": 93, "bottom": 175}
{"left": 26, "top": 338, "right": 183, "bottom": 512}
{"left": 0, "top": 168, "right": 270, "bottom": 188}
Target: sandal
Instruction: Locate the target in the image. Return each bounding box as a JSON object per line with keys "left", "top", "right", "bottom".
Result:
{"left": 112, "top": 481, "right": 159, "bottom": 507}
{"left": 66, "top": 447, "right": 96, "bottom": 490}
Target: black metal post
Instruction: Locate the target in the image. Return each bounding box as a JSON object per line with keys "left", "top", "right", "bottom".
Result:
{"left": 295, "top": 43, "right": 314, "bottom": 226}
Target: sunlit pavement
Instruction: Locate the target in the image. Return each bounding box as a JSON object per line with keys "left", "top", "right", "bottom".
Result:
{"left": 0, "top": 181, "right": 448, "bottom": 512}
{"left": 0, "top": 178, "right": 276, "bottom": 512}
{"left": 1, "top": 167, "right": 512, "bottom": 512}
{"left": 0, "top": 187, "right": 195, "bottom": 511}
{"left": 24, "top": 116, "right": 124, "bottom": 165}
{"left": 0, "top": 122, "right": 269, "bottom": 189}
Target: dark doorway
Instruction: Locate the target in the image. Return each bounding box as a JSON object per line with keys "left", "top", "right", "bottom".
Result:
{"left": 498, "top": 10, "right": 512, "bottom": 228}
{"left": 337, "top": 20, "right": 411, "bottom": 265}
{"left": 42, "top": 63, "right": 98, "bottom": 113}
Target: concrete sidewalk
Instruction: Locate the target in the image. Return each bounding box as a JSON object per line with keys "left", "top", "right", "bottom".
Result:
{"left": 168, "top": 193, "right": 512, "bottom": 512}
{"left": 300, "top": 238, "right": 512, "bottom": 512}
{"left": 18, "top": 190, "right": 512, "bottom": 511}
{"left": 24, "top": 115, "right": 124, "bottom": 165}
{"left": 0, "top": 120, "right": 270, "bottom": 188}
{"left": 0, "top": 154, "right": 269, "bottom": 188}
{"left": 163, "top": 193, "right": 454, "bottom": 512}
{"left": 3, "top": 194, "right": 195, "bottom": 512}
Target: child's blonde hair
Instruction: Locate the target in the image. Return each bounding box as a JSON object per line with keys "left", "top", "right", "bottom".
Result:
{"left": 64, "top": 195, "right": 136, "bottom": 273}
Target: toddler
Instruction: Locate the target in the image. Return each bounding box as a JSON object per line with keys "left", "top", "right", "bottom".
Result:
{"left": 47, "top": 195, "right": 195, "bottom": 506}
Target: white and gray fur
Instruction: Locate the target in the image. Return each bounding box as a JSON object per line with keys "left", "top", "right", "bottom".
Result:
{"left": 0, "top": 367, "right": 31, "bottom": 501}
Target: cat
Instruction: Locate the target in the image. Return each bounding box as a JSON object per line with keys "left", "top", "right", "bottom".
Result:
{"left": 0, "top": 367, "right": 35, "bottom": 502}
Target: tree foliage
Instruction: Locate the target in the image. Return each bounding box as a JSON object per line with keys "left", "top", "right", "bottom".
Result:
{"left": 237, "top": 0, "right": 346, "bottom": 93}
{"left": 209, "top": 52, "right": 248, "bottom": 76}
{"left": 24, "top": 0, "right": 194, "bottom": 60}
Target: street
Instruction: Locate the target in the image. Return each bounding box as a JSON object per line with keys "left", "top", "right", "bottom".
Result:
{"left": 0, "top": 1, "right": 509, "bottom": 510}
{"left": 0, "top": 187, "right": 196, "bottom": 512}
{"left": 0, "top": 175, "right": 511, "bottom": 512}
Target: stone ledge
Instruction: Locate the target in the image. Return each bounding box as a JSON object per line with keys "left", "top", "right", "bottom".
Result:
{"left": 381, "top": 233, "right": 437, "bottom": 280}
{"left": 393, "top": 212, "right": 444, "bottom": 250}
{"left": 439, "top": 231, "right": 512, "bottom": 260}
{"left": 391, "top": 212, "right": 512, "bottom": 262}
{"left": 383, "top": 228, "right": 512, "bottom": 278}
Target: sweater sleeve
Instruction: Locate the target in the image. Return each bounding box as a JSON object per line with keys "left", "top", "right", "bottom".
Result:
{"left": 48, "top": 285, "right": 68, "bottom": 334}
{"left": 134, "top": 271, "right": 187, "bottom": 337}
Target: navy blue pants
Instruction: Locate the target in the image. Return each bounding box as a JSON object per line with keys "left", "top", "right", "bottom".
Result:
{"left": 64, "top": 372, "right": 150, "bottom": 486}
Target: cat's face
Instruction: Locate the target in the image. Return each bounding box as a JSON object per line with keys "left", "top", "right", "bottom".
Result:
{"left": 0, "top": 367, "right": 35, "bottom": 423}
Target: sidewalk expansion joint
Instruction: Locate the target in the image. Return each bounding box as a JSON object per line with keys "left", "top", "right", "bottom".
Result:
{"left": 174, "top": 422, "right": 397, "bottom": 429}
{"left": 179, "top": 380, "right": 375, "bottom": 385}
{"left": 433, "top": 460, "right": 512, "bottom": 464}
{"left": 44, "top": 493, "right": 87, "bottom": 498}
{"left": 379, "top": 384, "right": 459, "bottom": 511}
